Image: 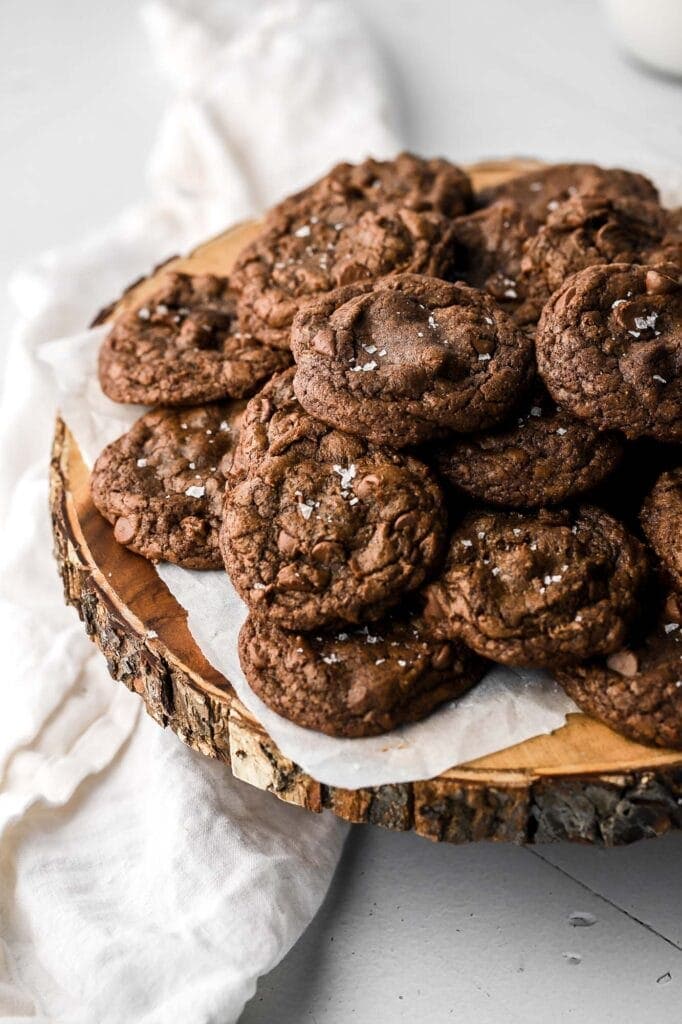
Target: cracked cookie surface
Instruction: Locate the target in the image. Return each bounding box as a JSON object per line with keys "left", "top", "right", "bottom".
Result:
{"left": 291, "top": 274, "right": 534, "bottom": 447}
{"left": 519, "top": 194, "right": 664, "bottom": 314}
{"left": 229, "top": 367, "right": 354, "bottom": 483}
{"left": 536, "top": 263, "right": 682, "bottom": 442}
{"left": 238, "top": 608, "right": 486, "bottom": 737}
{"left": 434, "top": 388, "right": 624, "bottom": 508}
{"left": 424, "top": 506, "right": 648, "bottom": 668}
{"left": 478, "top": 162, "right": 659, "bottom": 225}
{"left": 232, "top": 197, "right": 458, "bottom": 350}
{"left": 221, "top": 438, "right": 446, "bottom": 630}
{"left": 91, "top": 402, "right": 244, "bottom": 568}
{"left": 282, "top": 152, "right": 473, "bottom": 219}
{"left": 98, "top": 272, "right": 290, "bottom": 405}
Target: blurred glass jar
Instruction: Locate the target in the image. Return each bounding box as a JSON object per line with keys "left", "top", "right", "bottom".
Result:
{"left": 604, "top": 0, "right": 682, "bottom": 76}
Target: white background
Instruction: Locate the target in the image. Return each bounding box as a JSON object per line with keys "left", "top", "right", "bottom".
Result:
{"left": 2, "top": 1, "right": 681, "bottom": 1021}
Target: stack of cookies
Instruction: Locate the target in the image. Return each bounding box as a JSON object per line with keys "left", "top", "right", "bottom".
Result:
{"left": 91, "top": 154, "right": 682, "bottom": 747}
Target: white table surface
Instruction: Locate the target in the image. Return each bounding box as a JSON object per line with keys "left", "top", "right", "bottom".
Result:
{"left": 2, "top": 2, "right": 681, "bottom": 1022}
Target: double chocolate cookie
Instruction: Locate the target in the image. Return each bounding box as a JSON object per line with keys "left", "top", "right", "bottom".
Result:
{"left": 641, "top": 468, "right": 682, "bottom": 590}
{"left": 556, "top": 595, "right": 682, "bottom": 749}
{"left": 232, "top": 201, "right": 458, "bottom": 350}
{"left": 98, "top": 273, "right": 290, "bottom": 405}
{"left": 221, "top": 440, "right": 446, "bottom": 629}
{"left": 424, "top": 506, "right": 648, "bottom": 668}
{"left": 519, "top": 194, "right": 664, "bottom": 313}
{"left": 479, "top": 162, "right": 659, "bottom": 225}
{"left": 291, "top": 274, "right": 534, "bottom": 447}
{"left": 238, "top": 609, "right": 486, "bottom": 737}
{"left": 537, "top": 263, "right": 682, "bottom": 442}
{"left": 91, "top": 402, "right": 244, "bottom": 568}
{"left": 285, "top": 152, "right": 473, "bottom": 219}
{"left": 434, "top": 389, "right": 624, "bottom": 508}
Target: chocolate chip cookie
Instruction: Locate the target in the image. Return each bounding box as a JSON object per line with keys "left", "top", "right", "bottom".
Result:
{"left": 232, "top": 201, "right": 458, "bottom": 350}
{"left": 519, "top": 195, "right": 664, "bottom": 313}
{"left": 290, "top": 274, "right": 534, "bottom": 447}
{"left": 479, "top": 162, "right": 659, "bottom": 225}
{"left": 285, "top": 152, "right": 473, "bottom": 218}
{"left": 556, "top": 596, "right": 682, "bottom": 749}
{"left": 537, "top": 263, "right": 682, "bottom": 442}
{"left": 98, "top": 272, "right": 290, "bottom": 405}
{"left": 91, "top": 402, "right": 244, "bottom": 568}
{"left": 434, "top": 389, "right": 624, "bottom": 508}
{"left": 221, "top": 441, "right": 446, "bottom": 629}
{"left": 641, "top": 468, "right": 682, "bottom": 590}
{"left": 238, "top": 608, "right": 486, "bottom": 737}
{"left": 424, "top": 506, "right": 648, "bottom": 667}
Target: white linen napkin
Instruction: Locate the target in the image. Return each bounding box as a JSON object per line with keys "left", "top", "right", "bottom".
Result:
{"left": 0, "top": 2, "right": 399, "bottom": 1020}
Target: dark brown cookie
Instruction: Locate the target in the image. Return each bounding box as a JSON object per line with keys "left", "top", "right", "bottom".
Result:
{"left": 641, "top": 468, "right": 682, "bottom": 590}
{"left": 91, "top": 402, "right": 244, "bottom": 568}
{"left": 424, "top": 506, "right": 648, "bottom": 668}
{"left": 238, "top": 609, "right": 486, "bottom": 737}
{"left": 519, "top": 194, "right": 665, "bottom": 314}
{"left": 284, "top": 152, "right": 473, "bottom": 218}
{"left": 450, "top": 199, "right": 539, "bottom": 326}
{"left": 229, "top": 367, "right": 355, "bottom": 483}
{"left": 232, "top": 200, "right": 458, "bottom": 350}
{"left": 98, "top": 272, "right": 291, "bottom": 405}
{"left": 536, "top": 263, "right": 682, "bottom": 442}
{"left": 478, "top": 162, "right": 659, "bottom": 225}
{"left": 290, "top": 274, "right": 534, "bottom": 447}
{"left": 434, "top": 389, "right": 624, "bottom": 508}
{"left": 556, "top": 595, "right": 682, "bottom": 749}
{"left": 221, "top": 441, "right": 446, "bottom": 630}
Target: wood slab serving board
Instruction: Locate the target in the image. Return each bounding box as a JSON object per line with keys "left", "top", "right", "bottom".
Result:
{"left": 50, "top": 160, "right": 682, "bottom": 847}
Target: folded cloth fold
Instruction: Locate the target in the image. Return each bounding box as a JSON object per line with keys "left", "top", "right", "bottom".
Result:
{"left": 0, "top": 1, "right": 399, "bottom": 1020}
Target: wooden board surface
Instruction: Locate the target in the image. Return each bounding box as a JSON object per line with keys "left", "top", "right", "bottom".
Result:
{"left": 51, "top": 159, "right": 682, "bottom": 846}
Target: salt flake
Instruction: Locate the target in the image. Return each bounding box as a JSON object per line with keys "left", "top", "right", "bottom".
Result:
{"left": 333, "top": 463, "right": 357, "bottom": 490}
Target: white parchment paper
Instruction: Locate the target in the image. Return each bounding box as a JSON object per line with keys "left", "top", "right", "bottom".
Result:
{"left": 41, "top": 325, "right": 581, "bottom": 788}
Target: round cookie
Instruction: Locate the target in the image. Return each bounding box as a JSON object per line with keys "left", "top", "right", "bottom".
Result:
{"left": 238, "top": 609, "right": 487, "bottom": 737}
{"left": 519, "top": 194, "right": 664, "bottom": 313}
{"left": 284, "top": 152, "right": 473, "bottom": 218}
{"left": 478, "top": 162, "right": 659, "bottom": 225}
{"left": 424, "top": 506, "right": 648, "bottom": 668}
{"left": 536, "top": 263, "right": 682, "bottom": 442}
{"left": 641, "top": 468, "right": 682, "bottom": 590}
{"left": 232, "top": 201, "right": 458, "bottom": 350}
{"left": 451, "top": 199, "right": 539, "bottom": 326}
{"left": 91, "top": 402, "right": 244, "bottom": 569}
{"left": 221, "top": 442, "right": 446, "bottom": 630}
{"left": 556, "top": 596, "right": 682, "bottom": 749}
{"left": 290, "top": 274, "right": 535, "bottom": 447}
{"left": 434, "top": 390, "right": 624, "bottom": 508}
{"left": 98, "top": 272, "right": 291, "bottom": 405}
